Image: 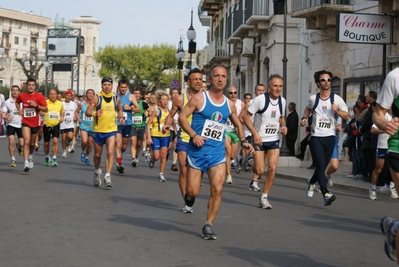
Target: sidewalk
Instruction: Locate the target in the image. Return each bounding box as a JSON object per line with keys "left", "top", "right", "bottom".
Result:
{"left": 276, "top": 159, "right": 371, "bottom": 194}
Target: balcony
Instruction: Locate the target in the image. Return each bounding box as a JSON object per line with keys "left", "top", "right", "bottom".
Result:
{"left": 2, "top": 27, "right": 11, "bottom": 34}
{"left": 203, "top": 37, "right": 230, "bottom": 70}
{"left": 291, "top": 0, "right": 353, "bottom": 29}
{"left": 199, "top": 0, "right": 223, "bottom": 17}
{"left": 198, "top": 8, "right": 212, "bottom": 27}
{"left": 4, "top": 43, "right": 11, "bottom": 50}
{"left": 31, "top": 31, "right": 39, "bottom": 38}
{"left": 227, "top": 0, "right": 271, "bottom": 43}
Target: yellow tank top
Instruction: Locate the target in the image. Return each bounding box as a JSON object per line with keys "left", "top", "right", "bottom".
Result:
{"left": 150, "top": 107, "right": 170, "bottom": 137}
{"left": 45, "top": 99, "right": 64, "bottom": 127}
{"left": 180, "top": 93, "right": 192, "bottom": 142}
{"left": 94, "top": 93, "right": 117, "bottom": 133}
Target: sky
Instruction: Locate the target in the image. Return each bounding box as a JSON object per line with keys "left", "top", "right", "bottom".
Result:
{"left": 1, "top": 0, "right": 209, "bottom": 49}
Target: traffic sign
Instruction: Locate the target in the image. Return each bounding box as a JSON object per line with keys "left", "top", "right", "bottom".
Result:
{"left": 169, "top": 79, "right": 180, "bottom": 90}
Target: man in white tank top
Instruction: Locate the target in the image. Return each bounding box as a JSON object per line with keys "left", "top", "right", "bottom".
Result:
{"left": 224, "top": 86, "right": 244, "bottom": 184}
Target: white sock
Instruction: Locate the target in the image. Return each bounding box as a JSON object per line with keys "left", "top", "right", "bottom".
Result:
{"left": 390, "top": 182, "right": 395, "bottom": 189}
{"left": 370, "top": 185, "right": 376, "bottom": 190}
{"left": 261, "top": 193, "right": 268, "bottom": 199}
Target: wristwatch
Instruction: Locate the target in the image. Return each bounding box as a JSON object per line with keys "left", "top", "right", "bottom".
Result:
{"left": 241, "top": 139, "right": 249, "bottom": 146}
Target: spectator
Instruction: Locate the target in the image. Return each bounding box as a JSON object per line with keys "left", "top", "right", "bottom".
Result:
{"left": 286, "top": 102, "right": 299, "bottom": 156}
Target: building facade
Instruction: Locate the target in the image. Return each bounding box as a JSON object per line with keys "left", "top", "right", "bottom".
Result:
{"left": 198, "top": 0, "right": 398, "bottom": 143}
{"left": 0, "top": 8, "right": 101, "bottom": 96}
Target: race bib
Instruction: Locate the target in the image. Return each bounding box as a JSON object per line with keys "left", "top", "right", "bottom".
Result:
{"left": 49, "top": 111, "right": 59, "bottom": 120}
{"left": 200, "top": 119, "right": 226, "bottom": 142}
{"left": 24, "top": 108, "right": 36, "bottom": 118}
{"left": 83, "top": 115, "right": 93, "bottom": 122}
{"left": 260, "top": 122, "right": 279, "bottom": 136}
{"left": 64, "top": 117, "right": 73, "bottom": 124}
{"left": 317, "top": 117, "right": 332, "bottom": 129}
{"left": 132, "top": 116, "right": 142, "bottom": 124}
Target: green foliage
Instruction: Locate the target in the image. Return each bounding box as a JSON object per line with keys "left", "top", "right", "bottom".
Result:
{"left": 94, "top": 44, "right": 179, "bottom": 93}
{"left": 0, "top": 85, "right": 10, "bottom": 99}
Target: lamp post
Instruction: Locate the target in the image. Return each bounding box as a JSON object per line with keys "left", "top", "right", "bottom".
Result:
{"left": 15, "top": 51, "right": 49, "bottom": 95}
{"left": 80, "top": 63, "right": 96, "bottom": 95}
{"left": 187, "top": 8, "right": 197, "bottom": 70}
{"left": 175, "top": 38, "right": 186, "bottom": 88}
{"left": 280, "top": 0, "right": 289, "bottom": 156}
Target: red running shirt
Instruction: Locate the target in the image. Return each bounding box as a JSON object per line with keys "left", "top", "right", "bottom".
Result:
{"left": 15, "top": 92, "right": 47, "bottom": 128}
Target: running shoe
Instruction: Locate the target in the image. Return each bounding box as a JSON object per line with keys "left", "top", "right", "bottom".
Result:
{"left": 104, "top": 174, "right": 113, "bottom": 187}
{"left": 67, "top": 144, "right": 72, "bottom": 153}
{"left": 202, "top": 223, "right": 217, "bottom": 240}
{"left": 326, "top": 175, "right": 333, "bottom": 187}
{"left": 306, "top": 178, "right": 315, "bottom": 198}
{"left": 171, "top": 164, "right": 178, "bottom": 171}
{"left": 378, "top": 185, "right": 389, "bottom": 193}
{"left": 380, "top": 216, "right": 397, "bottom": 261}
{"left": 132, "top": 158, "right": 137, "bottom": 167}
{"left": 181, "top": 204, "right": 193, "bottom": 213}
{"left": 10, "top": 160, "right": 16, "bottom": 167}
{"left": 149, "top": 159, "right": 154, "bottom": 169}
{"left": 249, "top": 181, "right": 260, "bottom": 192}
{"left": 52, "top": 158, "right": 58, "bottom": 167}
{"left": 369, "top": 188, "right": 377, "bottom": 200}
{"left": 116, "top": 164, "right": 124, "bottom": 174}
{"left": 16, "top": 143, "right": 23, "bottom": 156}
{"left": 324, "top": 192, "right": 336, "bottom": 206}
{"left": 80, "top": 152, "right": 86, "bottom": 162}
{"left": 62, "top": 151, "right": 67, "bottom": 158}
{"left": 389, "top": 187, "right": 399, "bottom": 199}
{"left": 346, "top": 174, "right": 354, "bottom": 178}
{"left": 28, "top": 159, "right": 34, "bottom": 169}
{"left": 23, "top": 163, "right": 30, "bottom": 172}
{"left": 34, "top": 143, "right": 40, "bottom": 151}
{"left": 159, "top": 173, "right": 166, "bottom": 182}
{"left": 84, "top": 158, "right": 90, "bottom": 165}
{"left": 70, "top": 146, "right": 75, "bottom": 153}
{"left": 44, "top": 157, "right": 51, "bottom": 166}
{"left": 93, "top": 169, "right": 102, "bottom": 187}
{"left": 225, "top": 175, "right": 233, "bottom": 184}
{"left": 259, "top": 197, "right": 272, "bottom": 209}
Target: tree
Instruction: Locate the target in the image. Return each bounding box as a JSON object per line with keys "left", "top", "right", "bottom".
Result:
{"left": 15, "top": 56, "right": 47, "bottom": 81}
{"left": 94, "top": 44, "right": 179, "bottom": 93}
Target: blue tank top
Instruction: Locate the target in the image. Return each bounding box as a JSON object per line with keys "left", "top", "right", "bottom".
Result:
{"left": 79, "top": 101, "right": 94, "bottom": 131}
{"left": 188, "top": 91, "right": 231, "bottom": 155}
{"left": 117, "top": 92, "right": 132, "bottom": 126}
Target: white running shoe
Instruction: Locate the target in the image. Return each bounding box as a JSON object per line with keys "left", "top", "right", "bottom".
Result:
{"left": 306, "top": 178, "right": 315, "bottom": 198}
{"left": 62, "top": 151, "right": 67, "bottom": 158}
{"left": 93, "top": 169, "right": 102, "bottom": 187}
{"left": 249, "top": 181, "right": 260, "bottom": 192}
{"left": 389, "top": 187, "right": 398, "bottom": 199}
{"left": 225, "top": 175, "right": 233, "bottom": 184}
{"left": 369, "top": 188, "right": 377, "bottom": 200}
{"left": 28, "top": 159, "right": 34, "bottom": 169}
{"left": 104, "top": 174, "right": 113, "bottom": 187}
{"left": 159, "top": 173, "right": 166, "bottom": 182}
{"left": 259, "top": 197, "right": 272, "bottom": 209}
{"left": 326, "top": 175, "right": 333, "bottom": 187}
{"left": 378, "top": 185, "right": 389, "bottom": 193}
{"left": 181, "top": 204, "right": 193, "bottom": 213}
{"left": 380, "top": 216, "right": 398, "bottom": 262}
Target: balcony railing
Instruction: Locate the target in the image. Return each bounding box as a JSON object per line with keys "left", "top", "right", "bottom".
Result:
{"left": 245, "top": 0, "right": 269, "bottom": 21}
{"left": 292, "top": 0, "right": 352, "bottom": 13}
{"left": 206, "top": 37, "right": 230, "bottom": 64}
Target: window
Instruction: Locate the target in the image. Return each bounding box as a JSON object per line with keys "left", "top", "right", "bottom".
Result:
{"left": 14, "top": 36, "right": 19, "bottom": 45}
{"left": 0, "top": 80, "right": 3, "bottom": 86}
{"left": 23, "top": 38, "right": 27, "bottom": 46}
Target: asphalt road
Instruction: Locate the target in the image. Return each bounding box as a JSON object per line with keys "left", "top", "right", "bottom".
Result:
{"left": 0, "top": 138, "right": 396, "bottom": 267}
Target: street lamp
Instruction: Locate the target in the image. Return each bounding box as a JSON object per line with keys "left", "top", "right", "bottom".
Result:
{"left": 187, "top": 8, "right": 196, "bottom": 70}
{"left": 80, "top": 63, "right": 96, "bottom": 95}
{"left": 175, "top": 38, "right": 186, "bottom": 87}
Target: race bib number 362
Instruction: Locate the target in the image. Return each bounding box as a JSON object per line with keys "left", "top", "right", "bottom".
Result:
{"left": 200, "top": 119, "right": 226, "bottom": 142}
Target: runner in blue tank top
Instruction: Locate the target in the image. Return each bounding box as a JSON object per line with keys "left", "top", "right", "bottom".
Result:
{"left": 179, "top": 64, "right": 254, "bottom": 240}
{"left": 114, "top": 79, "right": 140, "bottom": 173}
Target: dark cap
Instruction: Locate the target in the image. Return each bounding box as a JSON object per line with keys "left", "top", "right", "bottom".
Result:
{"left": 101, "top": 76, "right": 113, "bottom": 84}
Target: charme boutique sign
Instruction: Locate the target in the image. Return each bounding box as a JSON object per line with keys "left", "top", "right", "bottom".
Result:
{"left": 336, "top": 13, "right": 393, "bottom": 44}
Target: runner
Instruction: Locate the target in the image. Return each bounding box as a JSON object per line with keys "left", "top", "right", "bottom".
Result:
{"left": 2, "top": 85, "right": 24, "bottom": 167}
{"left": 75, "top": 89, "right": 95, "bottom": 165}
{"left": 114, "top": 79, "right": 140, "bottom": 173}
{"left": 43, "top": 89, "right": 64, "bottom": 166}
{"left": 85, "top": 76, "right": 124, "bottom": 187}
{"left": 164, "top": 68, "right": 203, "bottom": 212}
{"left": 60, "top": 90, "right": 78, "bottom": 158}
{"left": 179, "top": 64, "right": 254, "bottom": 239}
{"left": 15, "top": 78, "right": 48, "bottom": 172}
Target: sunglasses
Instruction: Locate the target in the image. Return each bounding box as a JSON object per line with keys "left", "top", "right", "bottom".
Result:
{"left": 319, "top": 78, "right": 331, "bottom": 82}
{"left": 229, "top": 92, "right": 237, "bottom": 94}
